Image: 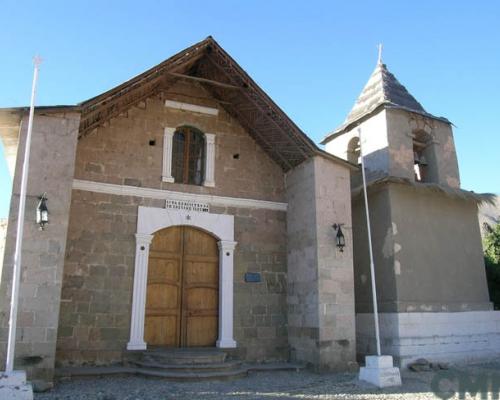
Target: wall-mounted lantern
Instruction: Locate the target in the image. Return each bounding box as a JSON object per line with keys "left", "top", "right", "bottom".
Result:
{"left": 36, "top": 193, "right": 49, "bottom": 230}
{"left": 332, "top": 223, "right": 346, "bottom": 252}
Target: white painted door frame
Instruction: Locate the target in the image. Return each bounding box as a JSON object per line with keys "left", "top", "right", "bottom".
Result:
{"left": 127, "top": 206, "right": 237, "bottom": 350}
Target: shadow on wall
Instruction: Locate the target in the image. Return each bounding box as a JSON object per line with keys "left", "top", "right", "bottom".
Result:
{"left": 349, "top": 147, "right": 393, "bottom": 189}
{"left": 0, "top": 140, "right": 14, "bottom": 219}
{"left": 0, "top": 218, "right": 7, "bottom": 276}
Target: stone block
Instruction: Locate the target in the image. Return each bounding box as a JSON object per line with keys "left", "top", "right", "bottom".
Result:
{"left": 57, "top": 326, "right": 73, "bottom": 338}
{"left": 0, "top": 371, "right": 34, "bottom": 400}
{"left": 89, "top": 265, "right": 107, "bottom": 276}
{"left": 365, "top": 355, "right": 394, "bottom": 369}
{"left": 252, "top": 305, "right": 266, "bottom": 315}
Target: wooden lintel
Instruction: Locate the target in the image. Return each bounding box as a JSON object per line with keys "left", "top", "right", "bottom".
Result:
{"left": 167, "top": 72, "right": 242, "bottom": 90}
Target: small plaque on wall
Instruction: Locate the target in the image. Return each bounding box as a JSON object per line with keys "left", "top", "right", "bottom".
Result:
{"left": 244, "top": 272, "right": 261, "bottom": 283}
{"left": 165, "top": 199, "right": 209, "bottom": 213}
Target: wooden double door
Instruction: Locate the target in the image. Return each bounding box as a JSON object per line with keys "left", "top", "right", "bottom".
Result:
{"left": 144, "top": 226, "right": 219, "bottom": 347}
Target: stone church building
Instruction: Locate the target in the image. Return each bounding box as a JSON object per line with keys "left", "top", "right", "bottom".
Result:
{"left": 0, "top": 37, "right": 498, "bottom": 384}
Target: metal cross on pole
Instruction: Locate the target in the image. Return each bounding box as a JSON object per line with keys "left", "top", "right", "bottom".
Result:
{"left": 377, "top": 43, "right": 383, "bottom": 65}
{"left": 5, "top": 56, "right": 42, "bottom": 372}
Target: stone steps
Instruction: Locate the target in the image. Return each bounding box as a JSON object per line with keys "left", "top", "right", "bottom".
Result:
{"left": 134, "top": 366, "right": 249, "bottom": 381}
{"left": 56, "top": 362, "right": 304, "bottom": 382}
{"left": 128, "top": 347, "right": 240, "bottom": 380}
{"left": 137, "top": 347, "right": 227, "bottom": 365}
{"left": 55, "top": 365, "right": 247, "bottom": 381}
{"left": 57, "top": 347, "right": 303, "bottom": 382}
{"left": 131, "top": 359, "right": 242, "bottom": 372}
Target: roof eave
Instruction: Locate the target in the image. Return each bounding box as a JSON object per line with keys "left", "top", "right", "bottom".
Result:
{"left": 0, "top": 105, "right": 80, "bottom": 114}
{"left": 314, "top": 148, "right": 359, "bottom": 171}
{"left": 321, "top": 103, "right": 452, "bottom": 145}
{"left": 79, "top": 37, "right": 213, "bottom": 108}
{"left": 352, "top": 176, "right": 494, "bottom": 205}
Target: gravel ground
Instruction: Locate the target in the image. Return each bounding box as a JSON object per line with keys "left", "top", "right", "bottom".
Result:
{"left": 35, "top": 362, "right": 500, "bottom": 400}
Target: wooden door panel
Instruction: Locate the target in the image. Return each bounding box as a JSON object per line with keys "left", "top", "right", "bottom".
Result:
{"left": 182, "top": 228, "right": 219, "bottom": 347}
{"left": 148, "top": 258, "right": 181, "bottom": 283}
{"left": 145, "top": 226, "right": 219, "bottom": 348}
{"left": 184, "top": 287, "right": 218, "bottom": 312}
{"left": 151, "top": 226, "right": 182, "bottom": 253}
{"left": 145, "top": 316, "right": 178, "bottom": 346}
{"left": 145, "top": 227, "right": 182, "bottom": 347}
{"left": 146, "top": 283, "right": 180, "bottom": 310}
{"left": 184, "top": 259, "right": 218, "bottom": 284}
{"left": 183, "top": 228, "right": 218, "bottom": 257}
{"left": 186, "top": 316, "right": 218, "bottom": 347}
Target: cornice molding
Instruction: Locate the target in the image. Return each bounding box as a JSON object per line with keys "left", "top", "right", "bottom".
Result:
{"left": 73, "top": 179, "right": 287, "bottom": 211}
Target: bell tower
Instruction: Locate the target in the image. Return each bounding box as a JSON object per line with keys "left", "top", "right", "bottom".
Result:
{"left": 322, "top": 54, "right": 496, "bottom": 368}
{"left": 322, "top": 58, "right": 460, "bottom": 188}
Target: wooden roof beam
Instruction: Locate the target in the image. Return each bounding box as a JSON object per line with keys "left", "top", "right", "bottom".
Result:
{"left": 204, "top": 55, "right": 312, "bottom": 159}
{"left": 166, "top": 72, "right": 242, "bottom": 90}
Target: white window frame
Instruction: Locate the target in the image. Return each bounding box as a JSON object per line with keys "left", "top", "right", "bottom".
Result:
{"left": 162, "top": 127, "right": 175, "bottom": 183}
{"left": 162, "top": 126, "right": 216, "bottom": 187}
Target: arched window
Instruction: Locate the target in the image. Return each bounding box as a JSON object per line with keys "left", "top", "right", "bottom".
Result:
{"left": 413, "top": 130, "right": 432, "bottom": 182}
{"left": 347, "top": 136, "right": 361, "bottom": 165}
{"left": 172, "top": 126, "right": 205, "bottom": 185}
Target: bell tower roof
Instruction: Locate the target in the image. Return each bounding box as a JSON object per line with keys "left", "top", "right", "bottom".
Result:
{"left": 322, "top": 59, "right": 449, "bottom": 144}
{"left": 347, "top": 61, "right": 426, "bottom": 121}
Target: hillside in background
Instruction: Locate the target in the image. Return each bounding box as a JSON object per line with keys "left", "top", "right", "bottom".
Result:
{"left": 479, "top": 196, "right": 500, "bottom": 238}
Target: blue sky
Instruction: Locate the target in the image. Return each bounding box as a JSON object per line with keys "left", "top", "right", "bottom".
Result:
{"left": 1, "top": 0, "right": 499, "bottom": 218}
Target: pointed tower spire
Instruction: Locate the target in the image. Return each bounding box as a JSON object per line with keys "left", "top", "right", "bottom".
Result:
{"left": 322, "top": 48, "right": 450, "bottom": 143}
{"left": 342, "top": 61, "right": 426, "bottom": 126}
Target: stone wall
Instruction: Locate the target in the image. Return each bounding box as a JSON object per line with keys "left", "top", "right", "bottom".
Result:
{"left": 351, "top": 186, "right": 397, "bottom": 313}
{"left": 74, "top": 80, "right": 285, "bottom": 202}
{"left": 0, "top": 113, "right": 80, "bottom": 382}
{"left": 353, "top": 183, "right": 491, "bottom": 313}
{"left": 286, "top": 156, "right": 356, "bottom": 371}
{"left": 389, "top": 184, "right": 490, "bottom": 311}
{"left": 55, "top": 79, "right": 291, "bottom": 366}
{"left": 357, "top": 310, "right": 500, "bottom": 367}
{"left": 386, "top": 109, "right": 460, "bottom": 188}
{"left": 56, "top": 190, "right": 288, "bottom": 366}
{"left": 0, "top": 111, "right": 20, "bottom": 177}
{"left": 286, "top": 158, "right": 319, "bottom": 366}
{"left": 325, "top": 109, "right": 389, "bottom": 180}
{"left": 324, "top": 108, "right": 460, "bottom": 188}
{"left": 0, "top": 219, "right": 7, "bottom": 277}
{"left": 314, "top": 156, "right": 356, "bottom": 370}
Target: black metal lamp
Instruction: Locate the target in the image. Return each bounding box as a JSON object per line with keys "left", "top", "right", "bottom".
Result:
{"left": 333, "top": 223, "right": 346, "bottom": 252}
{"left": 36, "top": 193, "right": 49, "bottom": 230}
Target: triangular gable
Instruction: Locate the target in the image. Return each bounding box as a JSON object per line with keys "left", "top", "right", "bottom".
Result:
{"left": 78, "top": 37, "right": 347, "bottom": 171}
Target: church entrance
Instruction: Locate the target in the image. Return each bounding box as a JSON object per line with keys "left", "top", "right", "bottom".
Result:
{"left": 144, "top": 226, "right": 219, "bottom": 347}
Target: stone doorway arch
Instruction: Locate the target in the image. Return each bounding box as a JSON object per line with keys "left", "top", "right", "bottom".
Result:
{"left": 127, "top": 206, "right": 237, "bottom": 350}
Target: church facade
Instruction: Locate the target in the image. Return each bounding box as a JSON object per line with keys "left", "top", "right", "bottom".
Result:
{"left": 0, "top": 37, "right": 498, "bottom": 384}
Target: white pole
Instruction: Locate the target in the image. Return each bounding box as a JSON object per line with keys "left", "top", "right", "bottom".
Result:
{"left": 358, "top": 127, "right": 382, "bottom": 356}
{"left": 5, "top": 56, "right": 42, "bottom": 372}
